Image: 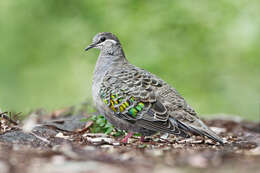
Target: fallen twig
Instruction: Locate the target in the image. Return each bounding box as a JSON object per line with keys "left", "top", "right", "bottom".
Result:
{"left": 0, "top": 111, "right": 20, "bottom": 125}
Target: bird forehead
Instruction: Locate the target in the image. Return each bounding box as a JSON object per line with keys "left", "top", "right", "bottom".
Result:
{"left": 92, "top": 34, "right": 101, "bottom": 42}
{"left": 93, "top": 32, "right": 118, "bottom": 42}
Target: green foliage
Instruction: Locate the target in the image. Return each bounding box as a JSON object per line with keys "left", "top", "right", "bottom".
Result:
{"left": 81, "top": 115, "right": 125, "bottom": 136}
{"left": 82, "top": 115, "right": 114, "bottom": 134}
{"left": 0, "top": 0, "right": 260, "bottom": 120}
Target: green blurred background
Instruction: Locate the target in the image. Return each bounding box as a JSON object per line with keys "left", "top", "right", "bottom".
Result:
{"left": 0, "top": 0, "right": 259, "bottom": 120}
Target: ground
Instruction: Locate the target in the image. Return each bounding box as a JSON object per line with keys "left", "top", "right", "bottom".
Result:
{"left": 0, "top": 108, "right": 260, "bottom": 173}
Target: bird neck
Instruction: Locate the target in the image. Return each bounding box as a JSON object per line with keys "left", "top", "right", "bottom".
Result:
{"left": 100, "top": 44, "right": 126, "bottom": 57}
{"left": 93, "top": 52, "right": 128, "bottom": 86}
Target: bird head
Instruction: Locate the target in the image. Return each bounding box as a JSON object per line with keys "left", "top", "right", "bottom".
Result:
{"left": 85, "top": 32, "right": 122, "bottom": 53}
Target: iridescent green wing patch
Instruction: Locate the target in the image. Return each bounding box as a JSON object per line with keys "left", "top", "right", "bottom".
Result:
{"left": 99, "top": 88, "right": 146, "bottom": 119}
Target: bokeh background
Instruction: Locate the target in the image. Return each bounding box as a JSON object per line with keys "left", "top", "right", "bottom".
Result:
{"left": 0, "top": 0, "right": 259, "bottom": 120}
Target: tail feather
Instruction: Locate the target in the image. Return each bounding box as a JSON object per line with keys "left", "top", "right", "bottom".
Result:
{"left": 175, "top": 119, "right": 224, "bottom": 145}
{"left": 186, "top": 124, "right": 224, "bottom": 145}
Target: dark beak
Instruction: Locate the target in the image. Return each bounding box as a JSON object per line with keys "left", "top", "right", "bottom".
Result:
{"left": 85, "top": 43, "right": 97, "bottom": 51}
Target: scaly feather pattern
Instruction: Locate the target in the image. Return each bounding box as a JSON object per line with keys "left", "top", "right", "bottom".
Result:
{"left": 99, "top": 64, "right": 194, "bottom": 138}
{"left": 88, "top": 32, "right": 223, "bottom": 144}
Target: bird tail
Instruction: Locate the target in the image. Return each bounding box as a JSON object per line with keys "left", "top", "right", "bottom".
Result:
{"left": 173, "top": 118, "right": 224, "bottom": 145}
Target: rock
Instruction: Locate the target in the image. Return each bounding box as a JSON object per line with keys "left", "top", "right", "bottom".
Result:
{"left": 86, "top": 137, "right": 114, "bottom": 145}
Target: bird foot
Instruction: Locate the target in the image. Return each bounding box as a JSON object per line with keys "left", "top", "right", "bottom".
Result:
{"left": 121, "top": 132, "right": 134, "bottom": 144}
{"left": 140, "top": 136, "right": 151, "bottom": 142}
{"left": 140, "top": 136, "right": 146, "bottom": 142}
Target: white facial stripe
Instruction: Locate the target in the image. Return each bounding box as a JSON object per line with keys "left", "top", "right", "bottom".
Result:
{"left": 105, "top": 39, "right": 117, "bottom": 44}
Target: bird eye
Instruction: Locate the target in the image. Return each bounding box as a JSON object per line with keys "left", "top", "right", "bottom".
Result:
{"left": 100, "top": 37, "right": 106, "bottom": 42}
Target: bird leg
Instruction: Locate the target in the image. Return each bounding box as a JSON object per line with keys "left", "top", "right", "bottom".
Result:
{"left": 140, "top": 136, "right": 146, "bottom": 142}
{"left": 121, "top": 132, "right": 134, "bottom": 144}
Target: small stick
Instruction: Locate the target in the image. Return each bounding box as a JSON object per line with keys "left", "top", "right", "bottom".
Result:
{"left": 0, "top": 112, "right": 19, "bottom": 125}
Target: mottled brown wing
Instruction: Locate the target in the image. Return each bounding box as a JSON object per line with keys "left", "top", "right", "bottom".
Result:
{"left": 99, "top": 64, "right": 189, "bottom": 137}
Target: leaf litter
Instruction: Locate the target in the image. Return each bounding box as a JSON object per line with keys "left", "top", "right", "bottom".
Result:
{"left": 0, "top": 108, "right": 260, "bottom": 173}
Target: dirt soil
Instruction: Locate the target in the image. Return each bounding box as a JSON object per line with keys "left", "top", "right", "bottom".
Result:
{"left": 0, "top": 109, "right": 260, "bottom": 173}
